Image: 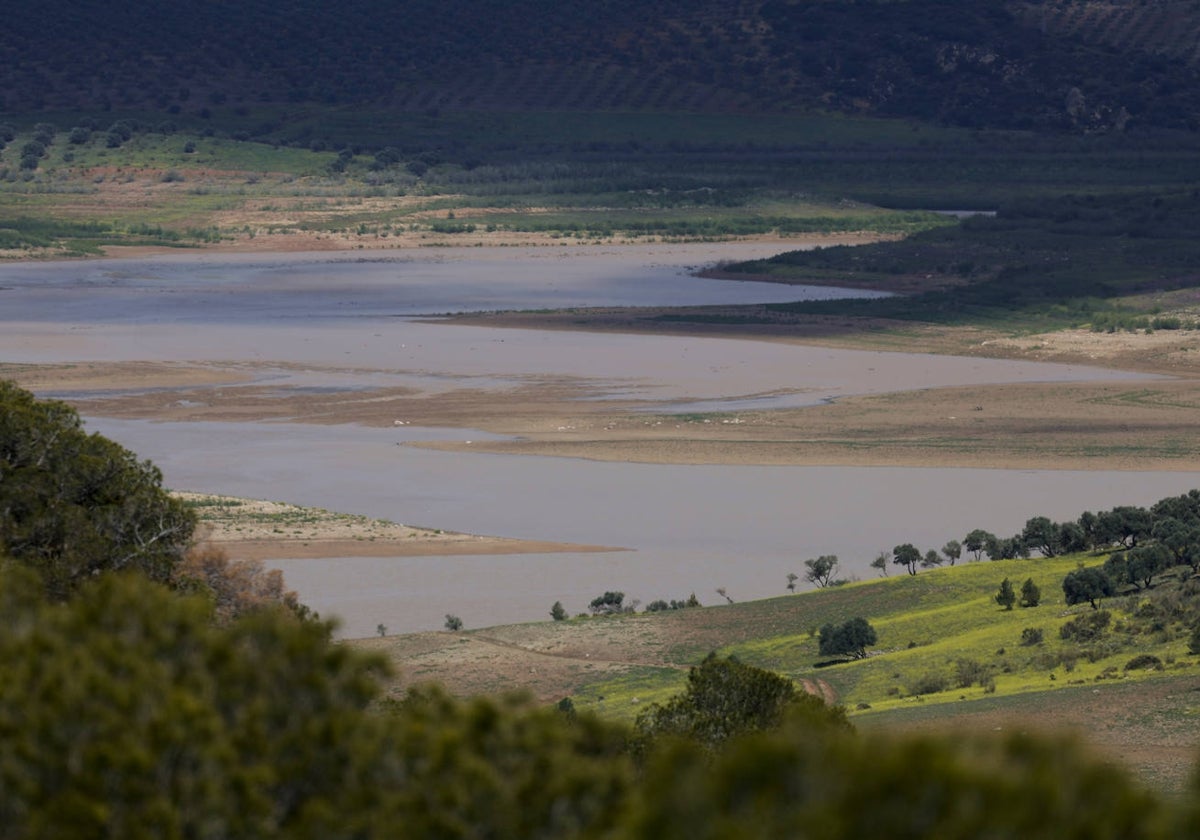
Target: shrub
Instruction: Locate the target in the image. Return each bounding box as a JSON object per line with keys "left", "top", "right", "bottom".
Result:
{"left": 589, "top": 591, "right": 626, "bottom": 615}
{"left": 1020, "top": 627, "right": 1044, "bottom": 647}
{"left": 1123, "top": 654, "right": 1163, "bottom": 672}
{"left": 1061, "top": 610, "right": 1112, "bottom": 642}
{"left": 907, "top": 672, "right": 949, "bottom": 696}
{"left": 954, "top": 658, "right": 990, "bottom": 689}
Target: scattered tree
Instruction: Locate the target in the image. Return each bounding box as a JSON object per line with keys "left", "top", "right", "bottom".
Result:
{"left": 716, "top": 587, "right": 734, "bottom": 604}
{"left": 804, "top": 555, "right": 840, "bottom": 588}
{"left": 550, "top": 600, "right": 567, "bottom": 621}
{"left": 985, "top": 534, "right": 1027, "bottom": 560}
{"left": 892, "top": 543, "right": 921, "bottom": 576}
{"left": 1021, "top": 516, "right": 1061, "bottom": 557}
{"left": 633, "top": 653, "right": 848, "bottom": 754}
{"left": 818, "top": 617, "right": 877, "bottom": 659}
{"left": 444, "top": 613, "right": 463, "bottom": 631}
{"left": 964, "top": 529, "right": 994, "bottom": 561}
{"left": 1152, "top": 517, "right": 1200, "bottom": 572}
{"left": 589, "top": 591, "right": 626, "bottom": 615}
{"left": 1105, "top": 544, "right": 1171, "bottom": 591}
{"left": 1097, "top": 506, "right": 1154, "bottom": 549}
{"left": 995, "top": 577, "right": 1016, "bottom": 610}
{"left": 786, "top": 572, "right": 798, "bottom": 592}
{"left": 1020, "top": 577, "right": 1041, "bottom": 608}
{"left": 941, "top": 539, "right": 962, "bottom": 566}
{"left": 921, "top": 549, "right": 943, "bottom": 569}
{"left": 1062, "top": 566, "right": 1115, "bottom": 610}
{"left": 870, "top": 551, "right": 890, "bottom": 577}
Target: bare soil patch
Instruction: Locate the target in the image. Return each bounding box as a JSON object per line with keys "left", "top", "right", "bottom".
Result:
{"left": 181, "top": 492, "right": 617, "bottom": 562}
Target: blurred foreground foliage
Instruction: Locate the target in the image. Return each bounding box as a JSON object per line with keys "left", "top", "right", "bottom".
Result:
{"left": 0, "top": 567, "right": 1194, "bottom": 838}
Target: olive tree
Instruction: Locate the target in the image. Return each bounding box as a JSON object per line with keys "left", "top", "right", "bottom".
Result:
{"left": 818, "top": 617, "right": 877, "bottom": 659}
{"left": 1062, "top": 566, "right": 1114, "bottom": 610}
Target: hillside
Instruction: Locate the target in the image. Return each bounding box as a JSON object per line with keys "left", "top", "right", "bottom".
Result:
{"left": 359, "top": 493, "right": 1200, "bottom": 794}
{"left": 355, "top": 484, "right": 1200, "bottom": 792}
{"left": 5, "top": 0, "right": 1200, "bottom": 134}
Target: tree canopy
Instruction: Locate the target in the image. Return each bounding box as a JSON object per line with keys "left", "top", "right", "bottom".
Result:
{"left": 804, "top": 554, "right": 841, "bottom": 588}
{"left": 818, "top": 617, "right": 878, "bottom": 660}
{"left": 633, "top": 654, "right": 848, "bottom": 754}
{"left": 1062, "top": 566, "right": 1115, "bottom": 610}
{"left": 0, "top": 380, "right": 194, "bottom": 600}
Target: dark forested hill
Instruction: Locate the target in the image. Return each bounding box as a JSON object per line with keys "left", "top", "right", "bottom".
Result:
{"left": 4, "top": 0, "right": 1200, "bottom": 132}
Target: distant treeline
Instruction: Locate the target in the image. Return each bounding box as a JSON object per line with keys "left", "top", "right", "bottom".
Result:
{"left": 5, "top": 0, "right": 1200, "bottom": 133}
{"left": 730, "top": 191, "right": 1200, "bottom": 327}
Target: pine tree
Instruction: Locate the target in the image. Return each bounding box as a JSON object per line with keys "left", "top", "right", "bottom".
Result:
{"left": 996, "top": 578, "right": 1016, "bottom": 611}
{"left": 1020, "top": 577, "right": 1041, "bottom": 608}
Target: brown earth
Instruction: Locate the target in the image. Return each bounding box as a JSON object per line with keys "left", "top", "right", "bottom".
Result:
{"left": 180, "top": 492, "right": 617, "bottom": 561}
{"left": 20, "top": 329, "right": 1200, "bottom": 473}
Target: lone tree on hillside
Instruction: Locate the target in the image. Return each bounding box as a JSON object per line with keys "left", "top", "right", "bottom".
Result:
{"left": 0, "top": 381, "right": 194, "bottom": 600}
{"left": 804, "top": 555, "right": 841, "bottom": 588}
{"left": 818, "top": 617, "right": 877, "bottom": 660}
{"left": 1062, "top": 567, "right": 1115, "bottom": 610}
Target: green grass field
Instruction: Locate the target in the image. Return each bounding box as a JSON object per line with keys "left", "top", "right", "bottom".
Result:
{"left": 571, "top": 554, "right": 1199, "bottom": 722}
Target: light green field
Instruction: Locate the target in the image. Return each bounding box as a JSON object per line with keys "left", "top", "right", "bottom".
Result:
{"left": 571, "top": 555, "right": 1198, "bottom": 721}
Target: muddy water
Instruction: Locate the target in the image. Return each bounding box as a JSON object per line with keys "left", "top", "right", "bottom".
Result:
{"left": 88, "top": 417, "right": 1200, "bottom": 639}
{"left": 4, "top": 244, "right": 1196, "bottom": 637}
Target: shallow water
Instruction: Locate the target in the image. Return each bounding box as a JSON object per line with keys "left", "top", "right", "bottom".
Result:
{"left": 4, "top": 244, "right": 1194, "bottom": 637}
{"left": 90, "top": 417, "right": 1200, "bottom": 638}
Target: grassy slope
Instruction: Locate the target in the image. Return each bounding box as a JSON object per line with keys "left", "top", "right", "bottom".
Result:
{"left": 368, "top": 551, "right": 1200, "bottom": 790}
{"left": 571, "top": 555, "right": 1196, "bottom": 714}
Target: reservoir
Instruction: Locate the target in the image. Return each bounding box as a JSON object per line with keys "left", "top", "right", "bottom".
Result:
{"left": 3, "top": 243, "right": 1193, "bottom": 636}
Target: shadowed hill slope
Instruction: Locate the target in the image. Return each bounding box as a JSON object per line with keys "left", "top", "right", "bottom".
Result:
{"left": 6, "top": 0, "right": 1200, "bottom": 133}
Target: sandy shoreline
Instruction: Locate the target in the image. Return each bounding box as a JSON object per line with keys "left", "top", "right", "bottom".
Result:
{"left": 182, "top": 492, "right": 622, "bottom": 561}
